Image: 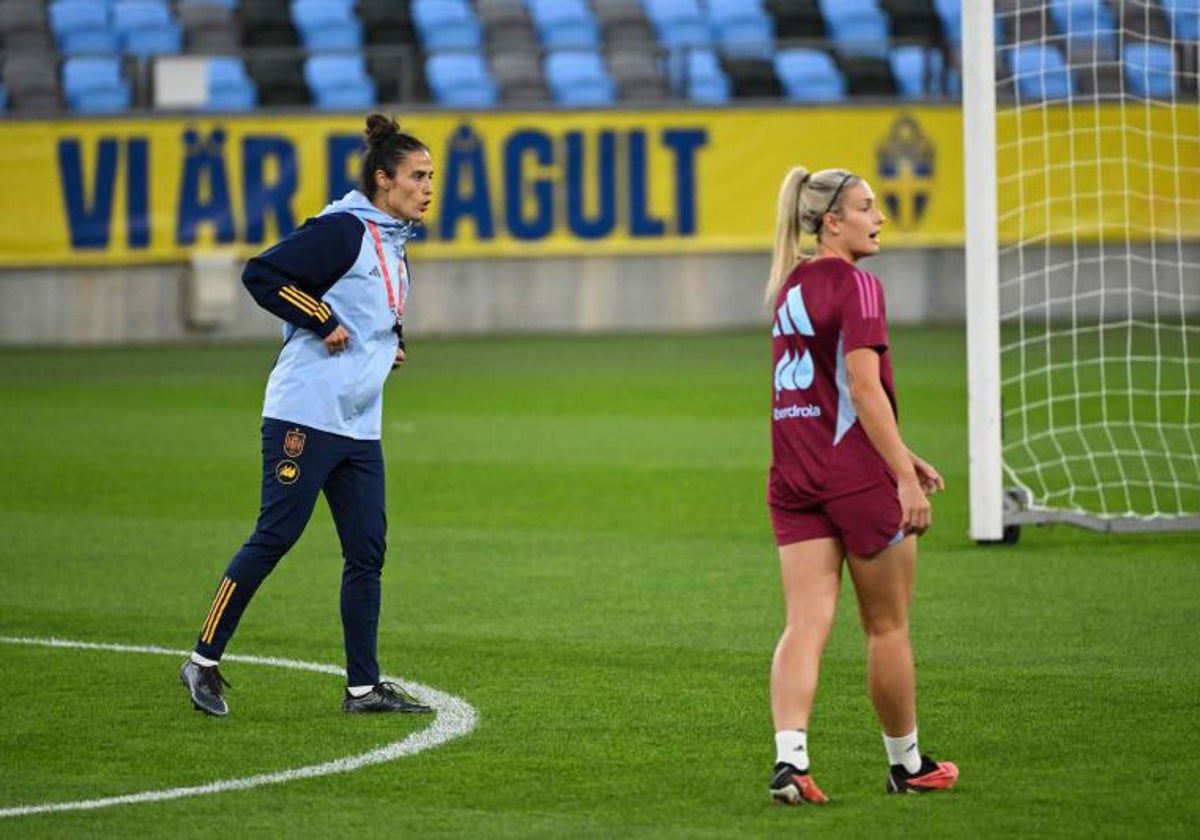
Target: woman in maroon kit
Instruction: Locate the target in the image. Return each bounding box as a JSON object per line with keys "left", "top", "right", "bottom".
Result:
{"left": 763, "top": 166, "right": 959, "bottom": 805}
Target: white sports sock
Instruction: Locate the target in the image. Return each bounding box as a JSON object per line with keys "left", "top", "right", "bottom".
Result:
{"left": 884, "top": 729, "right": 922, "bottom": 774}
{"left": 190, "top": 652, "right": 219, "bottom": 667}
{"left": 775, "top": 729, "right": 809, "bottom": 772}
{"left": 347, "top": 684, "right": 375, "bottom": 698}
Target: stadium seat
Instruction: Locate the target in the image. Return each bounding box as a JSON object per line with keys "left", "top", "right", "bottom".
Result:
{"left": 774, "top": 47, "right": 847, "bottom": 101}
{"left": 2, "top": 53, "right": 62, "bottom": 112}
{"left": 113, "top": 0, "right": 182, "bottom": 57}
{"left": 411, "top": 0, "right": 484, "bottom": 51}
{"left": 676, "top": 48, "right": 730, "bottom": 103}
{"left": 49, "top": 1, "right": 120, "bottom": 54}
{"left": 240, "top": 0, "right": 299, "bottom": 48}
{"left": 0, "top": 82, "right": 7, "bottom": 112}
{"left": 1122, "top": 42, "right": 1175, "bottom": 98}
{"left": 62, "top": 55, "right": 131, "bottom": 113}
{"left": 304, "top": 54, "right": 376, "bottom": 110}
{"left": 425, "top": 52, "right": 497, "bottom": 106}
{"left": 544, "top": 50, "right": 616, "bottom": 106}
{"left": 206, "top": 56, "right": 257, "bottom": 110}
{"left": 593, "top": 0, "right": 657, "bottom": 49}
{"left": 1049, "top": 0, "right": 1117, "bottom": 58}
{"left": 369, "top": 50, "right": 428, "bottom": 103}
{"left": 764, "top": 0, "right": 825, "bottom": 39}
{"left": 1159, "top": 0, "right": 1200, "bottom": 41}
{"left": 360, "top": 0, "right": 417, "bottom": 46}
{"left": 1007, "top": 44, "right": 1073, "bottom": 100}
{"left": 607, "top": 48, "right": 668, "bottom": 101}
{"left": 180, "top": 0, "right": 239, "bottom": 8}
{"left": 178, "top": 2, "right": 239, "bottom": 53}
{"left": 248, "top": 53, "right": 309, "bottom": 104}
{"left": 526, "top": 0, "right": 600, "bottom": 50}
{"left": 291, "top": 0, "right": 362, "bottom": 51}
{"left": 1118, "top": 2, "right": 1172, "bottom": 41}
{"left": 840, "top": 55, "right": 896, "bottom": 96}
{"left": 722, "top": 56, "right": 781, "bottom": 99}
{"left": 0, "top": 1, "right": 55, "bottom": 52}
{"left": 708, "top": 0, "right": 775, "bottom": 60}
{"left": 818, "top": 0, "right": 891, "bottom": 58}
{"left": 890, "top": 44, "right": 945, "bottom": 98}
{"left": 642, "top": 0, "right": 712, "bottom": 50}
{"left": 491, "top": 50, "right": 551, "bottom": 104}
{"left": 879, "top": 0, "right": 941, "bottom": 41}
{"left": 930, "top": 0, "right": 960, "bottom": 45}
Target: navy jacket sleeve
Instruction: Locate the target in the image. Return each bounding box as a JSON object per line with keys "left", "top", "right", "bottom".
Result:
{"left": 242, "top": 212, "right": 364, "bottom": 338}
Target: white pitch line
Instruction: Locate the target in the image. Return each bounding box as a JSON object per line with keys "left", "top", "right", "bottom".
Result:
{"left": 0, "top": 635, "right": 478, "bottom": 819}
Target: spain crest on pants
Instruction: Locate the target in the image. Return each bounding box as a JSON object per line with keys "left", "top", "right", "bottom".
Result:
{"left": 283, "top": 428, "right": 306, "bottom": 458}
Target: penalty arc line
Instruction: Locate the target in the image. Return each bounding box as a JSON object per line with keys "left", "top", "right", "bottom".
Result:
{"left": 0, "top": 635, "right": 479, "bottom": 820}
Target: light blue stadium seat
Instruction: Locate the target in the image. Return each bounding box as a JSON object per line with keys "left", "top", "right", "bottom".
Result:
{"left": 1122, "top": 43, "right": 1175, "bottom": 99}
{"left": 50, "top": 1, "right": 120, "bottom": 54}
{"left": 1049, "top": 0, "right": 1117, "bottom": 57}
{"left": 1159, "top": 0, "right": 1200, "bottom": 41}
{"left": 708, "top": 0, "right": 774, "bottom": 59}
{"left": 774, "top": 47, "right": 847, "bottom": 102}
{"left": 113, "top": 0, "right": 182, "bottom": 57}
{"left": 931, "top": 0, "right": 960, "bottom": 45}
{"left": 818, "top": 0, "right": 889, "bottom": 58}
{"left": 411, "top": 0, "right": 484, "bottom": 51}
{"left": 526, "top": 0, "right": 600, "bottom": 50}
{"left": 890, "top": 45, "right": 944, "bottom": 99}
{"left": 679, "top": 48, "right": 730, "bottom": 103}
{"left": 1008, "top": 44, "right": 1072, "bottom": 100}
{"left": 0, "top": 83, "right": 7, "bottom": 112}
{"left": 291, "top": 0, "right": 362, "bottom": 50}
{"left": 642, "top": 0, "right": 712, "bottom": 50}
{"left": 425, "top": 52, "right": 498, "bottom": 106}
{"left": 304, "top": 54, "right": 377, "bottom": 110}
{"left": 62, "top": 55, "right": 131, "bottom": 112}
{"left": 544, "top": 50, "right": 616, "bottom": 105}
{"left": 207, "top": 56, "right": 257, "bottom": 111}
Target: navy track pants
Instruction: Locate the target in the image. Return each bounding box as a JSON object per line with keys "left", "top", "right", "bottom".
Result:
{"left": 195, "top": 418, "right": 388, "bottom": 687}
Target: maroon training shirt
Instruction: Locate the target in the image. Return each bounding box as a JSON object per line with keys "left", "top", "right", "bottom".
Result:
{"left": 768, "top": 256, "right": 898, "bottom": 509}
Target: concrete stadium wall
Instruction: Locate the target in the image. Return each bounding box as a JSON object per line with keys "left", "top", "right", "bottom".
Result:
{"left": 1, "top": 245, "right": 1195, "bottom": 346}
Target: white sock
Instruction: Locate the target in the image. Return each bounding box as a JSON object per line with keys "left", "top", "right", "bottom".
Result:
{"left": 884, "top": 729, "right": 922, "bottom": 774}
{"left": 190, "top": 652, "right": 219, "bottom": 667}
{"left": 774, "top": 729, "right": 809, "bottom": 772}
{"left": 347, "top": 684, "right": 375, "bottom": 698}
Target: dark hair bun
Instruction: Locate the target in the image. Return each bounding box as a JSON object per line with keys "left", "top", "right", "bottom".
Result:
{"left": 365, "top": 113, "right": 400, "bottom": 146}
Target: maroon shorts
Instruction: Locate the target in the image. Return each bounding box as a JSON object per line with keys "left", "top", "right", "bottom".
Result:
{"left": 769, "top": 477, "right": 905, "bottom": 557}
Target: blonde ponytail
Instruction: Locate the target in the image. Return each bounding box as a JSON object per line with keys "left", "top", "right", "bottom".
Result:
{"left": 764, "top": 167, "right": 860, "bottom": 303}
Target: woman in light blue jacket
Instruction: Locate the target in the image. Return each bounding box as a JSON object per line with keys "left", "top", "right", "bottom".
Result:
{"left": 180, "top": 114, "right": 435, "bottom": 717}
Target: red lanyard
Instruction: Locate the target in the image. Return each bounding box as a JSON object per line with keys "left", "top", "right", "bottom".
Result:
{"left": 367, "top": 221, "right": 404, "bottom": 321}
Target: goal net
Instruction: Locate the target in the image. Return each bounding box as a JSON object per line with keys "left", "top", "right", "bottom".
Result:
{"left": 965, "top": 0, "right": 1200, "bottom": 538}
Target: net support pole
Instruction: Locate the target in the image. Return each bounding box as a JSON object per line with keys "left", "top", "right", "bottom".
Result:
{"left": 963, "top": 0, "right": 1004, "bottom": 540}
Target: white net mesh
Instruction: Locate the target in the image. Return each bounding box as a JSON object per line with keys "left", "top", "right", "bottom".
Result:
{"left": 992, "top": 0, "right": 1200, "bottom": 521}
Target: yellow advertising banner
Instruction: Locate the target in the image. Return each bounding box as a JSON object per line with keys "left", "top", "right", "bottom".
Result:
{"left": 0, "top": 105, "right": 1192, "bottom": 267}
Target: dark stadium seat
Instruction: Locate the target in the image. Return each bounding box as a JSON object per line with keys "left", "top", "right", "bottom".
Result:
{"left": 179, "top": 2, "right": 240, "bottom": 53}
{"left": 2, "top": 52, "right": 62, "bottom": 113}
{"left": 606, "top": 48, "right": 668, "bottom": 101}
{"left": 1049, "top": 0, "right": 1117, "bottom": 59}
{"left": 838, "top": 55, "right": 897, "bottom": 96}
{"left": 0, "top": 1, "right": 55, "bottom": 52}
{"left": 774, "top": 47, "right": 847, "bottom": 101}
{"left": 368, "top": 49, "right": 428, "bottom": 103}
{"left": 1118, "top": 2, "right": 1172, "bottom": 41}
{"left": 248, "top": 53, "right": 310, "bottom": 105}
{"left": 240, "top": 0, "right": 299, "bottom": 48}
{"left": 879, "top": 0, "right": 942, "bottom": 42}
{"left": 490, "top": 50, "right": 552, "bottom": 105}
{"left": 593, "top": 0, "right": 657, "bottom": 50}
{"left": 764, "top": 0, "right": 825, "bottom": 40}
{"left": 722, "top": 56, "right": 782, "bottom": 99}
{"left": 359, "top": 0, "right": 416, "bottom": 46}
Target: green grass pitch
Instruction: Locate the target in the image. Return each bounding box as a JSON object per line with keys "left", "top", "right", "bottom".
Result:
{"left": 1, "top": 327, "right": 1198, "bottom": 837}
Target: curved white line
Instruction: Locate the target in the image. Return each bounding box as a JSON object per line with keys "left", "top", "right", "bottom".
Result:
{"left": 0, "top": 636, "right": 478, "bottom": 819}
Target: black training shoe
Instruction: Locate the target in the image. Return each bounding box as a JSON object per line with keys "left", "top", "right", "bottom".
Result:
{"left": 342, "top": 680, "right": 433, "bottom": 714}
{"left": 886, "top": 755, "right": 959, "bottom": 794}
{"left": 770, "top": 762, "right": 830, "bottom": 805}
{"left": 180, "top": 659, "right": 230, "bottom": 717}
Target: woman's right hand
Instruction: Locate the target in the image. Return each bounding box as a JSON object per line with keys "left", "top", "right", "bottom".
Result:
{"left": 899, "top": 475, "right": 932, "bottom": 536}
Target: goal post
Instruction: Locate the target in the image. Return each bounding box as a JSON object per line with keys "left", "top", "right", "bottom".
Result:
{"left": 964, "top": 0, "right": 1200, "bottom": 539}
